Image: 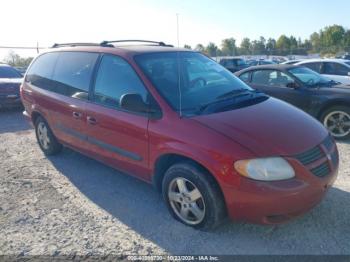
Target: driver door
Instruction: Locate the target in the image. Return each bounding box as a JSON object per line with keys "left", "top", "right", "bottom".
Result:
{"left": 250, "top": 69, "right": 311, "bottom": 112}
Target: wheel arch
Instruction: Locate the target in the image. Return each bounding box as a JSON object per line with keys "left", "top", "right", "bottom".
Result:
{"left": 152, "top": 153, "right": 225, "bottom": 201}
{"left": 317, "top": 100, "right": 350, "bottom": 120}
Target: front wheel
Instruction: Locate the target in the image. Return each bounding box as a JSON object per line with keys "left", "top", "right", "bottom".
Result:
{"left": 162, "top": 162, "right": 226, "bottom": 230}
{"left": 321, "top": 106, "right": 350, "bottom": 140}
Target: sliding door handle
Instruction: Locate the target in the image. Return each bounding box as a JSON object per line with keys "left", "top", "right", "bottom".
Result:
{"left": 87, "top": 116, "right": 97, "bottom": 125}
{"left": 72, "top": 111, "right": 82, "bottom": 119}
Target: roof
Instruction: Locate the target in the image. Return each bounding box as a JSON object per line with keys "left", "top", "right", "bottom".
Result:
{"left": 296, "top": 58, "right": 350, "bottom": 64}
{"left": 42, "top": 44, "right": 192, "bottom": 58}
{"left": 236, "top": 64, "right": 300, "bottom": 74}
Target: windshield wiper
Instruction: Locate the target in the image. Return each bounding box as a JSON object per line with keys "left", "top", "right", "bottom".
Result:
{"left": 198, "top": 92, "right": 254, "bottom": 114}
{"left": 216, "top": 88, "right": 252, "bottom": 99}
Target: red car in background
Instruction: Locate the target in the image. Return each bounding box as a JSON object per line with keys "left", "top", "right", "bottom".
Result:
{"left": 21, "top": 41, "right": 338, "bottom": 229}
{"left": 0, "top": 64, "right": 23, "bottom": 109}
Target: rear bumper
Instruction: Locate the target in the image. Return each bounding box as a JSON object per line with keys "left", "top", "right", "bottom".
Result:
{"left": 223, "top": 168, "right": 338, "bottom": 224}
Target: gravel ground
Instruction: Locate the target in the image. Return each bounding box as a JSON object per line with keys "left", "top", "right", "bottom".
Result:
{"left": 0, "top": 109, "right": 349, "bottom": 256}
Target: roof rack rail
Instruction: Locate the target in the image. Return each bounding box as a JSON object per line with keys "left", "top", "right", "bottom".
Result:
{"left": 100, "top": 40, "right": 173, "bottom": 47}
{"left": 51, "top": 43, "right": 100, "bottom": 48}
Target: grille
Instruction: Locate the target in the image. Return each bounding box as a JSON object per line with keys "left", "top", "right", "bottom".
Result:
{"left": 311, "top": 162, "right": 330, "bottom": 177}
{"left": 294, "top": 135, "right": 337, "bottom": 178}
{"left": 295, "top": 146, "right": 323, "bottom": 165}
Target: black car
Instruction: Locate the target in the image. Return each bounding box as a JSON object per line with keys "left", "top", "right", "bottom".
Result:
{"left": 0, "top": 64, "right": 23, "bottom": 109}
{"left": 219, "top": 58, "right": 248, "bottom": 73}
{"left": 235, "top": 64, "right": 350, "bottom": 139}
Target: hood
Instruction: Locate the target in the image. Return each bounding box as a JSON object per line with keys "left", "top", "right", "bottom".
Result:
{"left": 0, "top": 78, "right": 23, "bottom": 84}
{"left": 193, "top": 97, "right": 328, "bottom": 157}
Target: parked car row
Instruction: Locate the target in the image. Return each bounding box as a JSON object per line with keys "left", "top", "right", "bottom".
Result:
{"left": 20, "top": 41, "right": 339, "bottom": 230}
{"left": 235, "top": 64, "right": 350, "bottom": 139}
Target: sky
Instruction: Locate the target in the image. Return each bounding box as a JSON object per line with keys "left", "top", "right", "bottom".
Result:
{"left": 0, "top": 0, "right": 349, "bottom": 60}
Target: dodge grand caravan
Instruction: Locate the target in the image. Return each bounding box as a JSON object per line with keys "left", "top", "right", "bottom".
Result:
{"left": 21, "top": 40, "right": 339, "bottom": 229}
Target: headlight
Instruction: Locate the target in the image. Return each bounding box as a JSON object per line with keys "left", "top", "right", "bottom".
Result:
{"left": 234, "top": 157, "right": 295, "bottom": 181}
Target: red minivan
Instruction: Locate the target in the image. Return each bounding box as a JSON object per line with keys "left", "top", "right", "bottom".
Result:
{"left": 21, "top": 41, "right": 339, "bottom": 229}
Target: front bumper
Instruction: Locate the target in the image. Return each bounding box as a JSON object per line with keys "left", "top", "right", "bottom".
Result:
{"left": 223, "top": 159, "right": 338, "bottom": 224}
{"left": 0, "top": 94, "right": 22, "bottom": 108}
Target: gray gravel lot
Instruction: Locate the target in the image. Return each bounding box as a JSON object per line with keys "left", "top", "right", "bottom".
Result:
{"left": 0, "top": 109, "right": 349, "bottom": 256}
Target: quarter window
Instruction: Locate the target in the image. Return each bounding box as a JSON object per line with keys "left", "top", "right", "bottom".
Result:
{"left": 25, "top": 52, "right": 59, "bottom": 90}
{"left": 52, "top": 52, "right": 99, "bottom": 99}
{"left": 93, "top": 55, "right": 149, "bottom": 111}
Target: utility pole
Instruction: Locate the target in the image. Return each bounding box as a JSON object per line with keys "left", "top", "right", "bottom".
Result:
{"left": 176, "top": 13, "right": 180, "bottom": 47}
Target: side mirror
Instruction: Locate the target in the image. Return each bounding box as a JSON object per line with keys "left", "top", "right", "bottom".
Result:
{"left": 120, "top": 93, "right": 161, "bottom": 119}
{"left": 286, "top": 82, "right": 298, "bottom": 89}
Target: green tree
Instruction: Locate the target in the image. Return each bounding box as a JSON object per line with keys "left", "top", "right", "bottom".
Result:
{"left": 206, "top": 42, "right": 219, "bottom": 57}
{"left": 195, "top": 44, "right": 205, "bottom": 52}
{"left": 221, "top": 38, "right": 236, "bottom": 56}
{"left": 320, "top": 25, "right": 345, "bottom": 54}
{"left": 239, "top": 38, "right": 251, "bottom": 55}
{"left": 276, "top": 35, "right": 291, "bottom": 55}
{"left": 266, "top": 38, "right": 276, "bottom": 55}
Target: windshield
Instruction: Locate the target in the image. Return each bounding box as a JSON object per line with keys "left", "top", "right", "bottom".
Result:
{"left": 236, "top": 59, "right": 247, "bottom": 66}
{"left": 0, "top": 66, "right": 22, "bottom": 78}
{"left": 288, "top": 67, "right": 333, "bottom": 86}
{"left": 135, "top": 52, "right": 261, "bottom": 115}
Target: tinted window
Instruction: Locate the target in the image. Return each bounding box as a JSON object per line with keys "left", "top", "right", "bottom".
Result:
{"left": 303, "top": 62, "right": 322, "bottom": 73}
{"left": 0, "top": 66, "right": 22, "bottom": 78}
{"left": 252, "top": 70, "right": 294, "bottom": 87}
{"left": 93, "top": 55, "right": 148, "bottom": 110}
{"left": 323, "top": 62, "right": 350, "bottom": 76}
{"left": 25, "top": 52, "right": 59, "bottom": 90}
{"left": 52, "top": 52, "right": 99, "bottom": 99}
{"left": 239, "top": 72, "right": 250, "bottom": 82}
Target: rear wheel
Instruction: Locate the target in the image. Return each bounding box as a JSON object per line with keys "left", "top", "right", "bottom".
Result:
{"left": 162, "top": 162, "right": 226, "bottom": 230}
{"left": 321, "top": 106, "right": 350, "bottom": 140}
{"left": 35, "top": 116, "right": 62, "bottom": 155}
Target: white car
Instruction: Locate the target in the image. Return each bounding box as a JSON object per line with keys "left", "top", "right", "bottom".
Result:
{"left": 295, "top": 59, "right": 350, "bottom": 86}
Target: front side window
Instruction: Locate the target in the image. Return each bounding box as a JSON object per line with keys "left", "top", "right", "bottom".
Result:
{"left": 323, "top": 62, "right": 350, "bottom": 76}
{"left": 25, "top": 52, "right": 59, "bottom": 90}
{"left": 135, "top": 52, "right": 261, "bottom": 116}
{"left": 288, "top": 67, "right": 332, "bottom": 87}
{"left": 252, "top": 70, "right": 294, "bottom": 87}
{"left": 93, "top": 55, "right": 149, "bottom": 110}
{"left": 52, "top": 52, "right": 99, "bottom": 99}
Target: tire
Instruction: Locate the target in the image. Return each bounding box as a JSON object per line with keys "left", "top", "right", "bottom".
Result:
{"left": 34, "top": 116, "right": 62, "bottom": 155}
{"left": 320, "top": 106, "right": 350, "bottom": 140}
{"left": 162, "top": 162, "right": 226, "bottom": 230}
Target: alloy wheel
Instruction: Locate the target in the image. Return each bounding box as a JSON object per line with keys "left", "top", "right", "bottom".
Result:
{"left": 324, "top": 111, "right": 350, "bottom": 138}
{"left": 37, "top": 122, "right": 50, "bottom": 150}
{"left": 168, "top": 177, "right": 206, "bottom": 225}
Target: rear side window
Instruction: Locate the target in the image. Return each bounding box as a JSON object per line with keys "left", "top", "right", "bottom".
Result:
{"left": 93, "top": 55, "right": 148, "bottom": 110}
{"left": 53, "top": 52, "right": 99, "bottom": 99}
{"left": 303, "top": 62, "right": 322, "bottom": 73}
{"left": 26, "top": 52, "right": 59, "bottom": 90}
